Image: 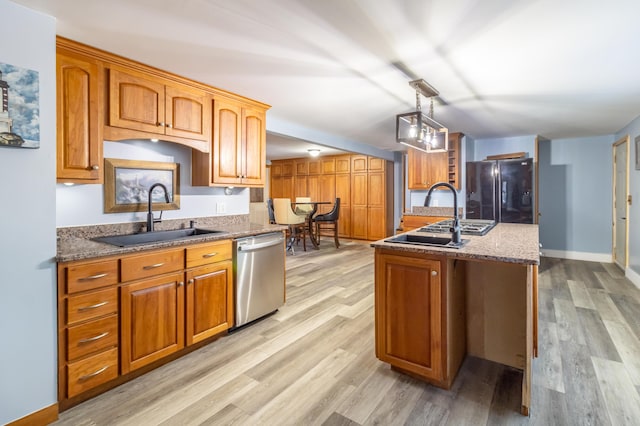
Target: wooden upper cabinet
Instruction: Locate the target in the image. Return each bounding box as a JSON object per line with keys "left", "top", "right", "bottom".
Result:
{"left": 351, "top": 155, "right": 368, "bottom": 173}
{"left": 56, "top": 47, "right": 103, "bottom": 183}
{"left": 335, "top": 155, "right": 351, "bottom": 173}
{"left": 241, "top": 107, "right": 266, "bottom": 185}
{"left": 408, "top": 149, "right": 448, "bottom": 190}
{"left": 194, "top": 98, "right": 266, "bottom": 187}
{"left": 211, "top": 100, "right": 242, "bottom": 185}
{"left": 368, "top": 157, "right": 386, "bottom": 172}
{"left": 408, "top": 133, "right": 462, "bottom": 190}
{"left": 294, "top": 159, "right": 309, "bottom": 175}
{"left": 308, "top": 159, "right": 321, "bottom": 175}
{"left": 107, "top": 67, "right": 211, "bottom": 149}
{"left": 321, "top": 157, "right": 336, "bottom": 174}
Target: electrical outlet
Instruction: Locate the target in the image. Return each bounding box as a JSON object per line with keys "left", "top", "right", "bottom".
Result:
{"left": 216, "top": 202, "right": 226, "bottom": 214}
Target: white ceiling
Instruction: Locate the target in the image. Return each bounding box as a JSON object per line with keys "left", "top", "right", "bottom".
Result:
{"left": 12, "top": 0, "right": 640, "bottom": 157}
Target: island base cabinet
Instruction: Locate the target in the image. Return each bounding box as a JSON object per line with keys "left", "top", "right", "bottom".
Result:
{"left": 374, "top": 250, "right": 466, "bottom": 389}
{"left": 120, "top": 272, "right": 185, "bottom": 374}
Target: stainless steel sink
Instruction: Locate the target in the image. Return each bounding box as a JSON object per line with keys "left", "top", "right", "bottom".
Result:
{"left": 384, "top": 234, "right": 469, "bottom": 249}
{"left": 92, "top": 228, "right": 227, "bottom": 247}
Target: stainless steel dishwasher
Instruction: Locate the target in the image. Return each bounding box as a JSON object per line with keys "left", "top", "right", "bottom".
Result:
{"left": 233, "top": 232, "right": 286, "bottom": 328}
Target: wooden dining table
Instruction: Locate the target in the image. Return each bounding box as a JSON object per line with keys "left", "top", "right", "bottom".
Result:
{"left": 291, "top": 201, "right": 331, "bottom": 249}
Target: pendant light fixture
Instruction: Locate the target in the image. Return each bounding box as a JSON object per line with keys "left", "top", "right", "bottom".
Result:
{"left": 396, "top": 79, "right": 448, "bottom": 153}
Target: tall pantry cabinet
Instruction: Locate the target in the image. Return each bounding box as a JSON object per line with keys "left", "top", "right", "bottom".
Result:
{"left": 270, "top": 154, "right": 393, "bottom": 241}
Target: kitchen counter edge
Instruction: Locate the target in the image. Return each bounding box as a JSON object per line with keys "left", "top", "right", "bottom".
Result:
{"left": 57, "top": 223, "right": 288, "bottom": 263}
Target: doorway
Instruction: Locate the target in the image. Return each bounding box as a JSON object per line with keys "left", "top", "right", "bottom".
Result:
{"left": 612, "top": 136, "right": 630, "bottom": 269}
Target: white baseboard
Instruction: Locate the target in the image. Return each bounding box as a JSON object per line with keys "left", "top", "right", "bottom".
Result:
{"left": 626, "top": 267, "right": 640, "bottom": 289}
{"left": 541, "top": 249, "right": 612, "bottom": 263}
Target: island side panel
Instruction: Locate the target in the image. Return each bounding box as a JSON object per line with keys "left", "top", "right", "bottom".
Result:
{"left": 464, "top": 260, "right": 527, "bottom": 369}
{"left": 446, "top": 258, "right": 467, "bottom": 388}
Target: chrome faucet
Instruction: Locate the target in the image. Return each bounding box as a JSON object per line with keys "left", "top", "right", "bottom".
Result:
{"left": 146, "top": 183, "right": 170, "bottom": 232}
{"left": 425, "top": 182, "right": 461, "bottom": 244}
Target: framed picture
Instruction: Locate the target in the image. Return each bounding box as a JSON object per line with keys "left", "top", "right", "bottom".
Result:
{"left": 636, "top": 136, "right": 640, "bottom": 170}
{"left": 0, "top": 62, "right": 40, "bottom": 148}
{"left": 104, "top": 158, "right": 180, "bottom": 213}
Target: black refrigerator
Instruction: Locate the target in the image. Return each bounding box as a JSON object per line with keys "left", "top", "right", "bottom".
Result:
{"left": 466, "top": 158, "right": 534, "bottom": 223}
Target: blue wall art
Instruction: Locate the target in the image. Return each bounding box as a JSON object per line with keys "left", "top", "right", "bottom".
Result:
{"left": 0, "top": 62, "right": 40, "bottom": 148}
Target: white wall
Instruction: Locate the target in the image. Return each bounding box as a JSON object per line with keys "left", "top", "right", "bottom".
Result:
{"left": 0, "top": 1, "right": 57, "bottom": 423}
{"left": 616, "top": 116, "right": 640, "bottom": 286}
{"left": 56, "top": 140, "right": 249, "bottom": 227}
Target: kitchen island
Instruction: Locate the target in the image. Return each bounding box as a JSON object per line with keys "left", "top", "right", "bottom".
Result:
{"left": 371, "top": 223, "right": 539, "bottom": 415}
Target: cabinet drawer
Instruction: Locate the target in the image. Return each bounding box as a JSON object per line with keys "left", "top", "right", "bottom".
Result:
{"left": 66, "top": 259, "right": 119, "bottom": 293}
{"left": 121, "top": 248, "right": 184, "bottom": 281}
{"left": 67, "top": 288, "right": 118, "bottom": 325}
{"left": 401, "top": 216, "right": 450, "bottom": 231}
{"left": 67, "top": 347, "right": 118, "bottom": 398}
{"left": 186, "top": 240, "right": 232, "bottom": 268}
{"left": 67, "top": 314, "right": 118, "bottom": 361}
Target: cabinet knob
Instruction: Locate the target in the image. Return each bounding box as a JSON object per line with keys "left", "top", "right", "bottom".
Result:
{"left": 178, "top": 281, "right": 184, "bottom": 287}
{"left": 188, "top": 279, "right": 194, "bottom": 285}
{"left": 431, "top": 270, "right": 438, "bottom": 276}
{"left": 91, "top": 164, "right": 100, "bottom": 171}
{"left": 158, "top": 122, "right": 165, "bottom": 127}
{"left": 166, "top": 123, "right": 173, "bottom": 128}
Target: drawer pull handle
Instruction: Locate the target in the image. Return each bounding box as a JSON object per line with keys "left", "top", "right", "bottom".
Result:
{"left": 79, "top": 273, "right": 108, "bottom": 281}
{"left": 202, "top": 252, "right": 218, "bottom": 258}
{"left": 78, "top": 331, "right": 109, "bottom": 344}
{"left": 78, "top": 301, "right": 108, "bottom": 312}
{"left": 143, "top": 263, "right": 165, "bottom": 270}
{"left": 79, "top": 366, "right": 109, "bottom": 382}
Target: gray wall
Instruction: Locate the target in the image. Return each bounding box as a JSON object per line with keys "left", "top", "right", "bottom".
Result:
{"left": 616, "top": 115, "right": 640, "bottom": 279}
{"left": 0, "top": 1, "right": 57, "bottom": 423}
{"left": 538, "top": 135, "right": 614, "bottom": 257}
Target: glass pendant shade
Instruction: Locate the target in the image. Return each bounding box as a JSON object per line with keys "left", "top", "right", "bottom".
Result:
{"left": 396, "top": 111, "right": 448, "bottom": 153}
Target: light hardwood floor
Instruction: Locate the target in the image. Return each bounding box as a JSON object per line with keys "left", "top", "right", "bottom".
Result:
{"left": 53, "top": 240, "right": 640, "bottom": 425}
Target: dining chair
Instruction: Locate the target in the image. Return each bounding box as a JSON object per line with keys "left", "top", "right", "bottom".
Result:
{"left": 273, "top": 198, "right": 307, "bottom": 253}
{"left": 313, "top": 198, "right": 340, "bottom": 248}
{"left": 267, "top": 198, "right": 276, "bottom": 224}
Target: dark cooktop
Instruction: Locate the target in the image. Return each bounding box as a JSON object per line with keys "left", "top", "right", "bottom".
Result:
{"left": 418, "top": 219, "right": 496, "bottom": 236}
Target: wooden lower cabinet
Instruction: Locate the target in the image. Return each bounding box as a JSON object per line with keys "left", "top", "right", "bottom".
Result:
{"left": 374, "top": 250, "right": 465, "bottom": 388}
{"left": 120, "top": 272, "right": 185, "bottom": 374}
{"left": 186, "top": 260, "right": 233, "bottom": 345}
{"left": 58, "top": 239, "right": 235, "bottom": 409}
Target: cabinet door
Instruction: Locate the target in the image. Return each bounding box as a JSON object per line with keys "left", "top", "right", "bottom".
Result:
{"left": 319, "top": 174, "right": 336, "bottom": 214}
{"left": 294, "top": 159, "right": 309, "bottom": 175}
{"left": 294, "top": 175, "right": 308, "bottom": 198}
{"left": 375, "top": 253, "right": 444, "bottom": 382}
{"left": 351, "top": 155, "right": 367, "bottom": 173}
{"left": 367, "top": 172, "right": 387, "bottom": 240}
{"left": 407, "top": 149, "right": 429, "bottom": 189}
{"left": 368, "top": 157, "right": 386, "bottom": 172}
{"left": 56, "top": 50, "right": 103, "bottom": 182}
{"left": 335, "top": 174, "right": 351, "bottom": 237}
{"left": 351, "top": 173, "right": 368, "bottom": 239}
{"left": 335, "top": 155, "right": 351, "bottom": 174}
{"left": 186, "top": 261, "right": 233, "bottom": 345}
{"left": 213, "top": 99, "right": 242, "bottom": 184}
{"left": 109, "top": 68, "right": 165, "bottom": 134}
{"left": 427, "top": 152, "right": 448, "bottom": 186}
{"left": 241, "top": 107, "right": 266, "bottom": 185}
{"left": 308, "top": 175, "right": 320, "bottom": 202}
{"left": 165, "top": 84, "right": 210, "bottom": 142}
{"left": 120, "top": 272, "right": 185, "bottom": 373}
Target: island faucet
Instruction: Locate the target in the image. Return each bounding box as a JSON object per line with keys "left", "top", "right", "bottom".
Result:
{"left": 425, "top": 182, "right": 461, "bottom": 244}
{"left": 146, "top": 183, "right": 170, "bottom": 232}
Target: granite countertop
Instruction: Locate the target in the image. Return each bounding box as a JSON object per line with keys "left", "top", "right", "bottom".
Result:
{"left": 57, "top": 219, "right": 287, "bottom": 263}
{"left": 371, "top": 223, "right": 540, "bottom": 265}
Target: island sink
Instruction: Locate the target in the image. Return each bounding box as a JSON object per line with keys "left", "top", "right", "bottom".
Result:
{"left": 93, "top": 228, "right": 227, "bottom": 247}
{"left": 384, "top": 234, "right": 469, "bottom": 249}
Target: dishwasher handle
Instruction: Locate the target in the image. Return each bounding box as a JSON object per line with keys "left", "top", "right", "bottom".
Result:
{"left": 237, "top": 238, "right": 283, "bottom": 252}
